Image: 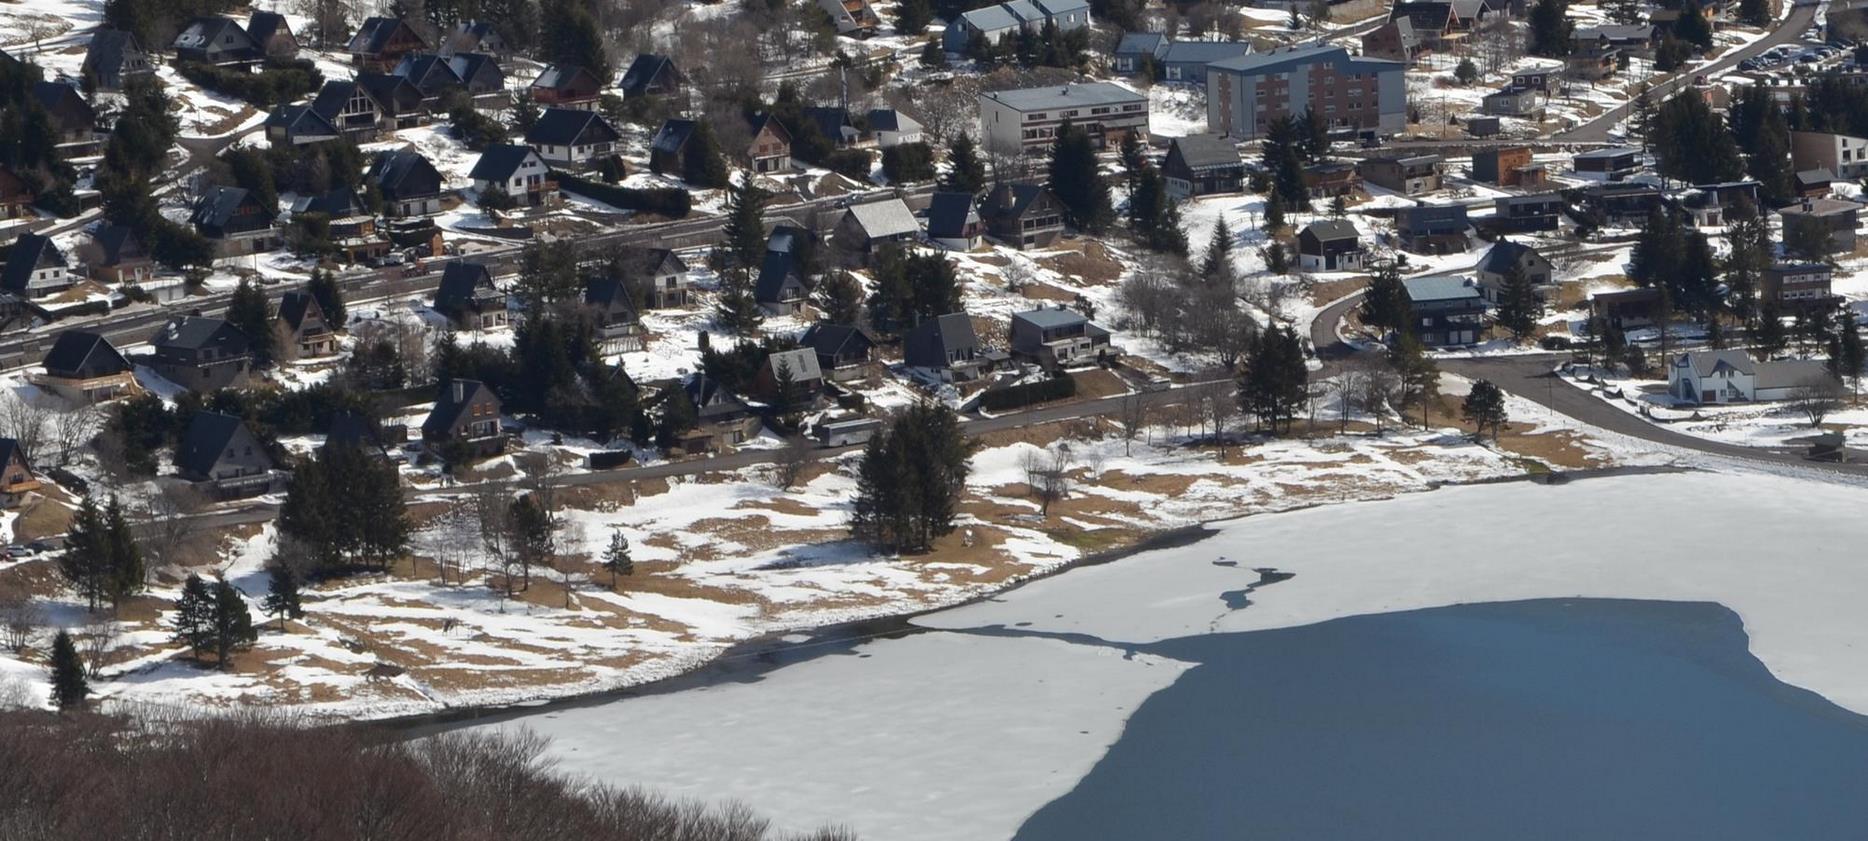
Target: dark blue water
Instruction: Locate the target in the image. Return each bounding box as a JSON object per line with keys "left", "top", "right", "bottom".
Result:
{"left": 1009, "top": 599, "right": 1868, "bottom": 841}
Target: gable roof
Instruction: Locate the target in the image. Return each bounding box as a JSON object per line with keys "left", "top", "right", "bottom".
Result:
{"left": 526, "top": 108, "right": 620, "bottom": 147}
{"left": 766, "top": 347, "right": 823, "bottom": 383}
{"left": 904, "top": 313, "right": 980, "bottom": 367}
{"left": 41, "top": 330, "right": 129, "bottom": 377}
{"left": 89, "top": 222, "right": 146, "bottom": 265}
{"left": 435, "top": 262, "right": 497, "bottom": 311}
{"left": 1170, "top": 134, "right": 1242, "bottom": 170}
{"left": 800, "top": 322, "right": 874, "bottom": 359}
{"left": 309, "top": 79, "right": 362, "bottom": 120}
{"left": 926, "top": 191, "right": 981, "bottom": 238}
{"left": 350, "top": 17, "right": 422, "bottom": 54}
{"left": 290, "top": 187, "right": 366, "bottom": 217}
{"left": 1300, "top": 219, "right": 1358, "bottom": 243}
{"left": 469, "top": 144, "right": 539, "bottom": 182}
{"left": 746, "top": 112, "right": 792, "bottom": 145}
{"left": 190, "top": 185, "right": 269, "bottom": 229}
{"left": 649, "top": 118, "right": 697, "bottom": 155}
{"left": 531, "top": 64, "right": 597, "bottom": 91}
{"left": 176, "top": 412, "right": 254, "bottom": 478}
{"left": 423, "top": 379, "right": 499, "bottom": 437}
{"left": 866, "top": 108, "right": 920, "bottom": 134}
{"left": 842, "top": 198, "right": 921, "bottom": 240}
{"left": 756, "top": 251, "right": 805, "bottom": 302}
{"left": 356, "top": 72, "right": 424, "bottom": 112}
{"left": 1797, "top": 168, "right": 1836, "bottom": 185}
{"left": 1158, "top": 40, "right": 1253, "bottom": 65}
{"left": 620, "top": 54, "right": 676, "bottom": 94}
{"left": 277, "top": 290, "right": 324, "bottom": 332}
{"left": 1676, "top": 349, "right": 1756, "bottom": 377}
{"left": 84, "top": 28, "right": 146, "bottom": 77}
{"left": 985, "top": 182, "right": 1054, "bottom": 218}
{"left": 0, "top": 233, "right": 61, "bottom": 293}
{"left": 366, "top": 149, "right": 441, "bottom": 195}
{"left": 173, "top": 16, "right": 255, "bottom": 54}
{"left": 247, "top": 11, "right": 291, "bottom": 45}
{"left": 1402, "top": 275, "right": 1482, "bottom": 303}
{"left": 958, "top": 5, "right": 1022, "bottom": 31}
{"left": 582, "top": 275, "right": 639, "bottom": 317}
{"left": 393, "top": 52, "right": 461, "bottom": 92}
{"left": 446, "top": 51, "right": 502, "bottom": 89}
{"left": 151, "top": 315, "right": 248, "bottom": 352}
{"left": 265, "top": 103, "right": 340, "bottom": 141}
{"left": 1477, "top": 239, "right": 1543, "bottom": 275}
{"left": 1114, "top": 31, "right": 1169, "bottom": 57}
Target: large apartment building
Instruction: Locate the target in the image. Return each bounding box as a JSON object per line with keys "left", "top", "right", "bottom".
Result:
{"left": 1206, "top": 44, "right": 1406, "bottom": 140}
{"left": 1790, "top": 130, "right": 1868, "bottom": 181}
{"left": 979, "top": 82, "right": 1148, "bottom": 153}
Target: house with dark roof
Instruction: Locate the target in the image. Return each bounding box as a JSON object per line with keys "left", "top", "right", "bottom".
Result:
{"left": 1493, "top": 193, "right": 1564, "bottom": 233}
{"left": 1155, "top": 40, "right": 1254, "bottom": 83}
{"left": 800, "top": 322, "right": 875, "bottom": 382}
{"left": 1304, "top": 161, "right": 1362, "bottom": 197}
{"left": 1795, "top": 168, "right": 1834, "bottom": 199}
{"left": 1, "top": 233, "right": 69, "bottom": 298}
{"left": 148, "top": 316, "right": 252, "bottom": 391}
{"left": 833, "top": 198, "right": 921, "bottom": 257}
{"left": 611, "top": 246, "right": 691, "bottom": 308}
{"left": 755, "top": 250, "right": 808, "bottom": 316}
{"left": 1387, "top": 0, "right": 1488, "bottom": 48}
{"left": 0, "top": 437, "right": 39, "bottom": 507}
{"left": 926, "top": 191, "right": 983, "bottom": 251}
{"left": 274, "top": 291, "right": 336, "bottom": 361}
{"left": 469, "top": 144, "right": 556, "bottom": 207}
{"left": 866, "top": 108, "right": 923, "bottom": 147}
{"left": 1474, "top": 239, "right": 1555, "bottom": 302}
{"left": 583, "top": 276, "right": 646, "bottom": 352}
{"left": 1359, "top": 153, "right": 1443, "bottom": 195}
{"left": 82, "top": 28, "right": 152, "bottom": 92}
{"left": 1401, "top": 276, "right": 1485, "bottom": 347}
{"left": 75, "top": 222, "right": 153, "bottom": 284}
{"left": 530, "top": 64, "right": 603, "bottom": 110}
{"left": 1579, "top": 181, "right": 1662, "bottom": 223}
{"left": 1589, "top": 287, "right": 1662, "bottom": 330}
{"left": 981, "top": 182, "right": 1063, "bottom": 249}
{"left": 310, "top": 80, "right": 384, "bottom": 138}
{"left": 620, "top": 54, "right": 681, "bottom": 98}
{"left": 349, "top": 17, "right": 427, "bottom": 71}
{"left": 802, "top": 106, "right": 862, "bottom": 149}
{"left": 1296, "top": 220, "right": 1364, "bottom": 272}
{"left": 247, "top": 11, "right": 298, "bottom": 59}
{"left": 366, "top": 149, "right": 446, "bottom": 217}
{"left": 175, "top": 412, "right": 275, "bottom": 497}
{"left": 264, "top": 103, "right": 342, "bottom": 147}
{"left": 524, "top": 108, "right": 622, "bottom": 167}
{"left": 433, "top": 262, "right": 507, "bottom": 330}
{"left": 32, "top": 330, "right": 137, "bottom": 402}
{"left": 442, "top": 20, "right": 508, "bottom": 58}
{"left": 905, "top": 312, "right": 1000, "bottom": 382}
{"left": 1010, "top": 307, "right": 1111, "bottom": 369}
{"left": 0, "top": 165, "right": 31, "bottom": 220}
{"left": 392, "top": 52, "right": 464, "bottom": 101}
{"left": 648, "top": 118, "right": 699, "bottom": 176}
{"left": 356, "top": 73, "right": 426, "bottom": 129}
{"left": 1572, "top": 146, "right": 1642, "bottom": 179}
{"left": 1778, "top": 197, "right": 1861, "bottom": 255}
{"left": 1395, "top": 203, "right": 1470, "bottom": 253}
{"left": 291, "top": 188, "right": 391, "bottom": 264}
{"left": 745, "top": 112, "right": 793, "bottom": 173}
{"left": 190, "top": 186, "right": 280, "bottom": 257}
{"left": 172, "top": 15, "right": 260, "bottom": 65}
{"left": 1669, "top": 350, "right": 1833, "bottom": 404}
{"left": 1113, "top": 32, "right": 1168, "bottom": 75}
{"left": 674, "top": 375, "right": 760, "bottom": 452}
{"left": 445, "top": 52, "right": 504, "bottom": 99}
{"left": 1361, "top": 19, "right": 1423, "bottom": 62}
{"left": 32, "top": 81, "right": 98, "bottom": 157}
{"left": 1162, "top": 134, "right": 1243, "bottom": 199}
{"left": 754, "top": 347, "right": 826, "bottom": 407}
{"left": 422, "top": 379, "right": 507, "bottom": 458}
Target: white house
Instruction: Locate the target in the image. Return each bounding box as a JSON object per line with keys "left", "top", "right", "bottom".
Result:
{"left": 1668, "top": 350, "right": 1831, "bottom": 404}
{"left": 523, "top": 108, "right": 621, "bottom": 167}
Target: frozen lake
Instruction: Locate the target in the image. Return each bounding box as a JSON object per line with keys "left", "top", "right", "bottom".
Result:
{"left": 457, "top": 471, "right": 1868, "bottom": 840}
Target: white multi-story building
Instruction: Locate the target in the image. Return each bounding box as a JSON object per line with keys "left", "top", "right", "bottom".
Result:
{"left": 978, "top": 82, "right": 1147, "bottom": 154}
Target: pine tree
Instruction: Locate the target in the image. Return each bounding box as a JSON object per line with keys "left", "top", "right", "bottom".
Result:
{"left": 1262, "top": 241, "right": 1289, "bottom": 275}
{"left": 102, "top": 496, "right": 143, "bottom": 605}
{"left": 1722, "top": 201, "right": 1771, "bottom": 324}
{"left": 1329, "top": 193, "right": 1347, "bottom": 218}
{"left": 1461, "top": 379, "right": 1508, "bottom": 442}
{"left": 1360, "top": 261, "right": 1411, "bottom": 333}
{"left": 209, "top": 579, "right": 256, "bottom": 669}
{"left": 49, "top": 629, "right": 88, "bottom": 711}
{"left": 1391, "top": 330, "right": 1441, "bottom": 428}
{"left": 1263, "top": 191, "right": 1286, "bottom": 231}
{"left": 1455, "top": 57, "right": 1479, "bottom": 85}
{"left": 1737, "top": 0, "right": 1770, "bottom": 26}
{"left": 943, "top": 133, "right": 986, "bottom": 195}
{"left": 1629, "top": 208, "right": 1683, "bottom": 288}
{"left": 1046, "top": 121, "right": 1113, "bottom": 232}
{"left": 1832, "top": 307, "right": 1865, "bottom": 399}
{"left": 57, "top": 494, "right": 110, "bottom": 611}
{"left": 1494, "top": 262, "right": 1544, "bottom": 342}
{"left": 227, "top": 278, "right": 276, "bottom": 366}
{"left": 172, "top": 574, "right": 216, "bottom": 659}
{"left": 1528, "top": 0, "right": 1573, "bottom": 57}
{"left": 847, "top": 402, "right": 973, "bottom": 552}
{"left": 1200, "top": 214, "right": 1234, "bottom": 284}
{"left": 307, "top": 268, "right": 347, "bottom": 329}
{"left": 895, "top": 0, "right": 932, "bottom": 34}
{"left": 1755, "top": 301, "right": 1788, "bottom": 356}
{"left": 1673, "top": 0, "right": 1713, "bottom": 50}
{"left": 1238, "top": 326, "right": 1308, "bottom": 433}
{"left": 261, "top": 562, "right": 302, "bottom": 631}
{"left": 601, "top": 531, "right": 633, "bottom": 587}
{"left": 683, "top": 120, "right": 731, "bottom": 189}
{"left": 814, "top": 270, "right": 864, "bottom": 325}
{"left": 720, "top": 181, "right": 769, "bottom": 269}
{"left": 715, "top": 265, "right": 765, "bottom": 335}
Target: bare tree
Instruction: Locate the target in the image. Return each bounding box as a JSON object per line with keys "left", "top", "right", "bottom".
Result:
{"left": 1789, "top": 377, "right": 1846, "bottom": 428}
{"left": 139, "top": 482, "right": 206, "bottom": 575}
{"left": 896, "top": 79, "right": 977, "bottom": 144}
{"left": 419, "top": 505, "right": 477, "bottom": 586}
{"left": 1358, "top": 364, "right": 1404, "bottom": 434}
{"left": 472, "top": 486, "right": 518, "bottom": 603}
{"left": 76, "top": 619, "right": 120, "bottom": 679}
{"left": 0, "top": 400, "right": 49, "bottom": 465}
{"left": 0, "top": 588, "right": 42, "bottom": 653}
{"left": 1202, "top": 381, "right": 1240, "bottom": 456}
{"left": 772, "top": 435, "right": 814, "bottom": 490}
{"left": 48, "top": 402, "right": 100, "bottom": 467}
{"left": 1116, "top": 393, "right": 1150, "bottom": 455}
{"left": 551, "top": 521, "right": 585, "bottom": 609}
{"left": 1022, "top": 446, "right": 1075, "bottom": 516}
{"left": 515, "top": 452, "right": 566, "bottom": 521}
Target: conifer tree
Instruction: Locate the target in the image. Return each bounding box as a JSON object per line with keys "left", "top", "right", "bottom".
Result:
{"left": 848, "top": 402, "right": 973, "bottom": 552}
{"left": 1462, "top": 379, "right": 1508, "bottom": 442}
{"left": 896, "top": 0, "right": 933, "bottom": 35}
{"left": 714, "top": 266, "right": 765, "bottom": 335}
{"left": 58, "top": 494, "right": 110, "bottom": 611}
{"left": 1360, "top": 261, "right": 1410, "bottom": 333}
{"left": 1528, "top": 0, "right": 1573, "bottom": 57}
{"left": 1391, "top": 329, "right": 1441, "bottom": 428}
{"left": 1329, "top": 193, "right": 1347, "bottom": 218}
{"left": 683, "top": 121, "right": 731, "bottom": 189}
{"left": 721, "top": 180, "right": 770, "bottom": 269}
{"left": 1755, "top": 301, "right": 1788, "bottom": 357}
{"left": 1830, "top": 307, "right": 1864, "bottom": 399}
{"left": 1673, "top": 0, "right": 1713, "bottom": 50}
{"left": 172, "top": 574, "right": 216, "bottom": 659}
{"left": 1046, "top": 121, "right": 1113, "bottom": 232}
{"left": 1200, "top": 214, "right": 1234, "bottom": 284}
{"left": 209, "top": 579, "right": 256, "bottom": 669}
{"left": 261, "top": 562, "right": 302, "bottom": 631}
{"left": 50, "top": 629, "right": 88, "bottom": 711}
{"left": 1263, "top": 191, "right": 1286, "bottom": 231}
{"left": 1262, "top": 241, "right": 1289, "bottom": 275}
{"left": 226, "top": 278, "right": 276, "bottom": 366}
{"left": 307, "top": 268, "right": 347, "bottom": 329}
{"left": 1737, "top": 0, "right": 1770, "bottom": 26}
{"left": 602, "top": 531, "right": 633, "bottom": 587}
{"left": 1238, "top": 326, "right": 1308, "bottom": 433}
{"left": 814, "top": 270, "right": 864, "bottom": 325}
{"left": 1493, "top": 263, "right": 1544, "bottom": 342}
{"left": 943, "top": 133, "right": 986, "bottom": 195}
{"left": 102, "top": 496, "right": 143, "bottom": 604}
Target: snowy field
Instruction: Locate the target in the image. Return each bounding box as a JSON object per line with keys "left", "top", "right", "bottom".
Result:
{"left": 487, "top": 468, "right": 1868, "bottom": 841}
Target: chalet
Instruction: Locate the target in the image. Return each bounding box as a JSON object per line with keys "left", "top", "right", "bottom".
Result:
{"left": 803, "top": 106, "right": 862, "bottom": 149}
{"left": 981, "top": 182, "right": 1064, "bottom": 249}
{"left": 1359, "top": 154, "right": 1443, "bottom": 195}
{"left": 32, "top": 82, "right": 98, "bottom": 158}
{"left": 1471, "top": 146, "right": 1537, "bottom": 187}
{"left": 530, "top": 64, "right": 603, "bottom": 111}
{"left": 755, "top": 249, "right": 808, "bottom": 316}
{"left": 1669, "top": 350, "right": 1832, "bottom": 404}
{"left": 247, "top": 11, "right": 298, "bottom": 59}
{"left": 356, "top": 74, "right": 426, "bottom": 130}
{"left": 469, "top": 144, "right": 557, "bottom": 207}
{"left": 81, "top": 28, "right": 152, "bottom": 92}
{"left": 1579, "top": 182, "right": 1662, "bottom": 224}
{"left": 1510, "top": 71, "right": 1553, "bottom": 93}
{"left": 1400, "top": 276, "right": 1485, "bottom": 347}
{"left": 800, "top": 322, "right": 875, "bottom": 382}
{"left": 1492, "top": 193, "right": 1564, "bottom": 232}
{"left": 190, "top": 186, "right": 280, "bottom": 256}
{"left": 1681, "top": 180, "right": 1761, "bottom": 227}
{"left": 0, "top": 233, "right": 69, "bottom": 299}
{"left": 0, "top": 438, "right": 39, "bottom": 507}
{"left": 365, "top": 149, "right": 446, "bottom": 217}
{"left": 753, "top": 347, "right": 825, "bottom": 407}
{"left": 1162, "top": 134, "right": 1244, "bottom": 199}
{"left": 1589, "top": 287, "right": 1662, "bottom": 330}
{"left": 349, "top": 17, "right": 427, "bottom": 71}
{"left": 433, "top": 262, "right": 508, "bottom": 330}
{"left": 1565, "top": 40, "right": 1618, "bottom": 81}
{"left": 678, "top": 375, "right": 759, "bottom": 451}
{"left": 1112, "top": 32, "right": 1168, "bottom": 74}
{"left": 926, "top": 191, "right": 984, "bottom": 251}
{"left": 525, "top": 108, "right": 622, "bottom": 167}
{"left": 264, "top": 103, "right": 341, "bottom": 147}
{"left": 274, "top": 291, "right": 336, "bottom": 361}
{"left": 172, "top": 16, "right": 260, "bottom": 65}
{"left": 0, "top": 166, "right": 30, "bottom": 220}
{"left": 422, "top": 379, "right": 507, "bottom": 458}
{"left": 1387, "top": 0, "right": 1488, "bottom": 49}
{"left": 148, "top": 316, "right": 252, "bottom": 391}
{"left": 1304, "top": 161, "right": 1362, "bottom": 197}
{"left": 1778, "top": 198, "right": 1861, "bottom": 255}
{"left": 76, "top": 222, "right": 153, "bottom": 284}
{"left": 745, "top": 112, "right": 793, "bottom": 173}
{"left": 1795, "top": 168, "right": 1834, "bottom": 198}
{"left": 32, "top": 330, "right": 137, "bottom": 402}
{"left": 310, "top": 80, "right": 385, "bottom": 138}
{"left": 1009, "top": 307, "right": 1111, "bottom": 369}
{"left": 1474, "top": 239, "right": 1556, "bottom": 302}
{"left": 1296, "top": 220, "right": 1364, "bottom": 272}
{"left": 582, "top": 276, "right": 647, "bottom": 352}
{"left": 1573, "top": 24, "right": 1659, "bottom": 57}
{"left": 1361, "top": 19, "right": 1423, "bottom": 62}
{"left": 825, "top": 0, "right": 886, "bottom": 36}
{"left": 1481, "top": 86, "right": 1544, "bottom": 120}
{"left": 1762, "top": 263, "right": 1835, "bottom": 308}
{"left": 620, "top": 54, "right": 681, "bottom": 99}
{"left": 905, "top": 312, "right": 1001, "bottom": 382}
{"left": 1572, "top": 146, "right": 1642, "bottom": 179}
{"left": 609, "top": 246, "right": 690, "bottom": 308}
{"left": 866, "top": 108, "right": 923, "bottom": 147}
{"left": 392, "top": 52, "right": 463, "bottom": 102}
{"left": 1395, "top": 203, "right": 1470, "bottom": 253}
{"left": 834, "top": 198, "right": 921, "bottom": 257}
{"left": 442, "top": 21, "right": 508, "bottom": 59}
{"left": 444, "top": 53, "right": 503, "bottom": 99}
{"left": 647, "top": 118, "right": 700, "bottom": 177}
{"left": 175, "top": 412, "right": 275, "bottom": 498}
{"left": 292, "top": 189, "right": 390, "bottom": 264}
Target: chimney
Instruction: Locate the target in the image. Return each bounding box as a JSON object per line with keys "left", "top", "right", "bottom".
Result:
{"left": 453, "top": 381, "right": 464, "bottom": 403}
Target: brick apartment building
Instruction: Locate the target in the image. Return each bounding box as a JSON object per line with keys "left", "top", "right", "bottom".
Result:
{"left": 1205, "top": 44, "right": 1406, "bottom": 140}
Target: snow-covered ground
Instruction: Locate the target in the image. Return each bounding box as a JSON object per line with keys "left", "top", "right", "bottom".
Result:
{"left": 490, "top": 468, "right": 1868, "bottom": 841}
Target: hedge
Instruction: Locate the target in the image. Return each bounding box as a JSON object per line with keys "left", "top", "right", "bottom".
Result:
{"left": 553, "top": 171, "right": 691, "bottom": 218}
{"left": 978, "top": 374, "right": 1076, "bottom": 412}
{"left": 175, "top": 59, "right": 321, "bottom": 108}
